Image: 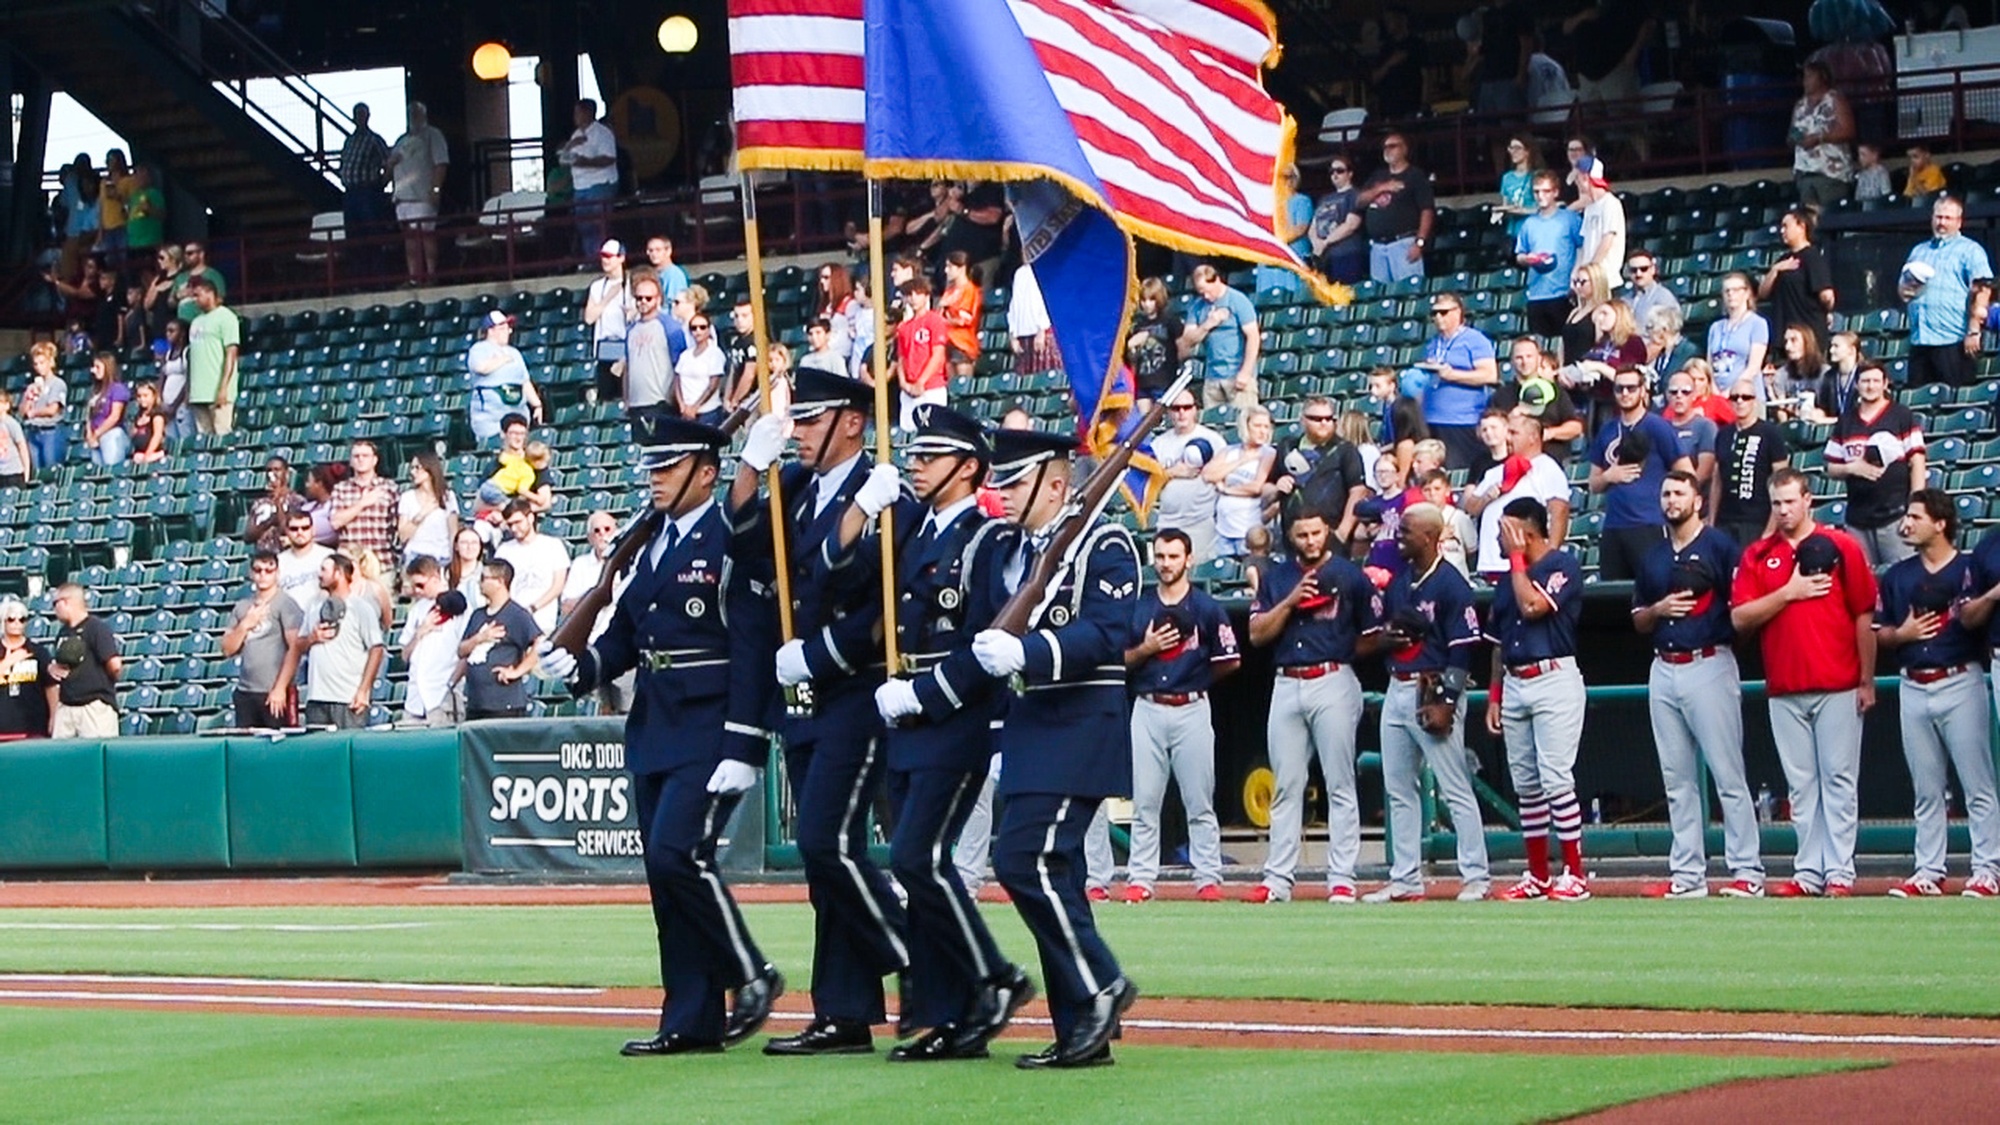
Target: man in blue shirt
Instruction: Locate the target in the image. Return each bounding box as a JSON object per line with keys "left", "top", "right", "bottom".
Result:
{"left": 1513, "top": 171, "right": 1582, "bottom": 338}
{"left": 1245, "top": 509, "right": 1380, "bottom": 904}
{"left": 1178, "top": 265, "right": 1261, "bottom": 416}
{"left": 1631, "top": 471, "right": 1762, "bottom": 899}
{"left": 1588, "top": 367, "right": 1694, "bottom": 580}
{"left": 1879, "top": 489, "right": 2000, "bottom": 898}
{"left": 1417, "top": 293, "right": 1498, "bottom": 471}
{"left": 1899, "top": 195, "right": 1994, "bottom": 387}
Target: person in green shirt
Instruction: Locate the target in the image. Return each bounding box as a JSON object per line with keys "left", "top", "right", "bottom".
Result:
{"left": 187, "top": 278, "right": 240, "bottom": 436}
{"left": 173, "top": 242, "right": 225, "bottom": 323}
{"left": 124, "top": 165, "right": 165, "bottom": 257}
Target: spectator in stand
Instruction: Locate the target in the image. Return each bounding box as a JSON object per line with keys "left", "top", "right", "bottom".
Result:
{"left": 1152, "top": 387, "right": 1226, "bottom": 563}
{"left": 353, "top": 549, "right": 397, "bottom": 636}
{"left": 815, "top": 261, "right": 859, "bottom": 360}
{"left": 145, "top": 248, "right": 180, "bottom": 338}
{"left": 476, "top": 416, "right": 554, "bottom": 515}
{"left": 1272, "top": 395, "right": 1369, "bottom": 544}
{"left": 301, "top": 464, "right": 345, "bottom": 547}
{"left": 1256, "top": 164, "right": 1315, "bottom": 296}
{"left": 1825, "top": 363, "right": 1928, "bottom": 567}
{"left": 799, "top": 318, "right": 846, "bottom": 377}
{"left": 642, "top": 236, "right": 689, "bottom": 299}
{"left": 1641, "top": 305, "right": 1700, "bottom": 387}
{"left": 1371, "top": 366, "right": 1430, "bottom": 483}
{"left": 558, "top": 510, "right": 634, "bottom": 715}
{"left": 1416, "top": 471, "right": 1478, "bottom": 576}
{"left": 1180, "top": 264, "right": 1260, "bottom": 414}
{"left": 1309, "top": 155, "right": 1367, "bottom": 284}
{"left": 1900, "top": 195, "right": 1993, "bottom": 387}
{"left": 1791, "top": 61, "right": 1857, "bottom": 209}
{"left": 671, "top": 310, "right": 728, "bottom": 426}
{"left": 1493, "top": 338, "right": 1584, "bottom": 463}
{"left": 20, "top": 341, "right": 67, "bottom": 471}
{"left": 1760, "top": 209, "right": 1837, "bottom": 359}
{"left": 939, "top": 250, "right": 983, "bottom": 380}
{"left": 1563, "top": 296, "right": 1647, "bottom": 436}
{"left": 892, "top": 277, "right": 950, "bottom": 430}
{"left": 156, "top": 318, "right": 191, "bottom": 441}
{"left": 1904, "top": 144, "right": 1946, "bottom": 205}
{"left": 221, "top": 550, "right": 304, "bottom": 728}
{"left": 127, "top": 381, "right": 166, "bottom": 465}
{"left": 1465, "top": 409, "right": 1512, "bottom": 487}
{"left": 559, "top": 99, "right": 620, "bottom": 257}
{"left": 670, "top": 283, "right": 707, "bottom": 333}
{"left": 847, "top": 276, "right": 877, "bottom": 382}
{"left": 1765, "top": 326, "right": 1828, "bottom": 420}
{"left": 467, "top": 311, "right": 542, "bottom": 441}
{"left": 330, "top": 441, "right": 400, "bottom": 572}
{"left": 1369, "top": 7, "right": 1426, "bottom": 119}
{"left": 1706, "top": 272, "right": 1769, "bottom": 401}
{"left": 1852, "top": 142, "right": 1892, "bottom": 204}
{"left": 1567, "top": 2, "right": 1654, "bottom": 141}
{"left": 1466, "top": 0, "right": 1533, "bottom": 119}
{"left": 172, "top": 242, "right": 224, "bottom": 324}
{"left": 1340, "top": 410, "right": 1381, "bottom": 486}
{"left": 1710, "top": 380, "right": 1789, "bottom": 549}
{"left": 399, "top": 556, "right": 467, "bottom": 728}
{"left": 289, "top": 553, "right": 384, "bottom": 730}
{"left": 1415, "top": 292, "right": 1498, "bottom": 470}
{"left": 495, "top": 500, "right": 568, "bottom": 634}
{"left": 55, "top": 156, "right": 100, "bottom": 285}
{"left": 48, "top": 584, "right": 120, "bottom": 738}
{"left": 1574, "top": 156, "right": 1626, "bottom": 287}
{"left": 1356, "top": 133, "right": 1434, "bottom": 283}
{"left": 1514, "top": 171, "right": 1581, "bottom": 338}
{"left": 0, "top": 391, "right": 29, "bottom": 488}
{"left": 720, "top": 300, "right": 761, "bottom": 412}
{"left": 1561, "top": 135, "right": 1594, "bottom": 208}
{"left": 398, "top": 451, "right": 458, "bottom": 568}
{"left": 185, "top": 277, "right": 239, "bottom": 436}
{"left": 82, "top": 351, "right": 130, "bottom": 467}
{"left": 1680, "top": 358, "right": 1735, "bottom": 426}
{"left": 245, "top": 456, "right": 303, "bottom": 552}
{"left": 1625, "top": 250, "right": 1681, "bottom": 337}
{"left": 1661, "top": 369, "right": 1719, "bottom": 493}
{"left": 125, "top": 165, "right": 165, "bottom": 269}
{"left": 1806, "top": 331, "right": 1865, "bottom": 424}
{"left": 448, "top": 525, "right": 487, "bottom": 606}
{"left": 1204, "top": 406, "right": 1277, "bottom": 557}
{"left": 277, "top": 511, "right": 333, "bottom": 617}
{"left": 385, "top": 101, "right": 449, "bottom": 285}
{"left": 620, "top": 275, "right": 680, "bottom": 430}
{"left": 0, "top": 597, "right": 56, "bottom": 739}
{"left": 458, "top": 558, "right": 542, "bottom": 721}
{"left": 338, "top": 103, "right": 392, "bottom": 277}
{"left": 1126, "top": 277, "right": 1182, "bottom": 408}
{"left": 584, "top": 240, "right": 635, "bottom": 404}
{"left": 1497, "top": 135, "right": 1544, "bottom": 235}
{"left": 1591, "top": 368, "right": 1695, "bottom": 580}
{"left": 1557, "top": 262, "right": 1610, "bottom": 367}
{"left": 50, "top": 256, "right": 113, "bottom": 346}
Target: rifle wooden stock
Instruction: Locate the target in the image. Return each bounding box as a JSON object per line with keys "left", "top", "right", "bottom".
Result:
{"left": 989, "top": 369, "right": 1195, "bottom": 636}
{"left": 547, "top": 402, "right": 755, "bottom": 655}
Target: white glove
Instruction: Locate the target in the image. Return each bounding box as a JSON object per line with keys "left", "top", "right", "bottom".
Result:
{"left": 706, "top": 759, "right": 762, "bottom": 795}
{"left": 534, "top": 640, "right": 578, "bottom": 682}
{"left": 775, "top": 638, "right": 811, "bottom": 686}
{"left": 972, "top": 629, "right": 1026, "bottom": 677}
{"left": 740, "top": 412, "right": 789, "bottom": 472}
{"left": 856, "top": 464, "right": 902, "bottom": 518}
{"left": 875, "top": 678, "right": 922, "bottom": 723}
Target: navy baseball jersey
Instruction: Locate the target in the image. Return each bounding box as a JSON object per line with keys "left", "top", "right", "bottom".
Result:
{"left": 1488, "top": 549, "right": 1585, "bottom": 663}
{"left": 1252, "top": 555, "right": 1380, "bottom": 666}
{"left": 1969, "top": 526, "right": 2000, "bottom": 649}
{"left": 1631, "top": 527, "right": 1741, "bottom": 653}
{"left": 1877, "top": 552, "right": 1984, "bottom": 671}
{"left": 1380, "top": 558, "right": 1482, "bottom": 674}
{"left": 1129, "top": 587, "right": 1241, "bottom": 694}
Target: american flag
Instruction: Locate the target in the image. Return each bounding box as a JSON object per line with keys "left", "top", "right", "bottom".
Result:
{"left": 727, "top": 0, "right": 865, "bottom": 171}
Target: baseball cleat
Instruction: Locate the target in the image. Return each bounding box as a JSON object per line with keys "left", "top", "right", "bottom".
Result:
{"left": 1242, "top": 884, "right": 1286, "bottom": 904}
{"left": 1768, "top": 879, "right": 1821, "bottom": 898}
{"left": 1361, "top": 885, "right": 1425, "bottom": 903}
{"left": 1120, "top": 884, "right": 1153, "bottom": 904}
{"left": 1962, "top": 872, "right": 2000, "bottom": 898}
{"left": 1086, "top": 886, "right": 1110, "bottom": 903}
{"left": 1495, "top": 874, "right": 1550, "bottom": 901}
{"left": 1825, "top": 881, "right": 1854, "bottom": 898}
{"left": 1326, "top": 885, "right": 1357, "bottom": 905}
{"left": 1641, "top": 880, "right": 1709, "bottom": 899}
{"left": 1717, "top": 879, "right": 1765, "bottom": 898}
{"left": 1888, "top": 877, "right": 1944, "bottom": 898}
{"left": 1194, "top": 883, "right": 1225, "bottom": 902}
{"left": 1455, "top": 881, "right": 1491, "bottom": 902}
{"left": 1548, "top": 872, "right": 1592, "bottom": 902}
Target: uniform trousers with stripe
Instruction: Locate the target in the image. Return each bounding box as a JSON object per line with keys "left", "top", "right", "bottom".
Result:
{"left": 1262, "top": 667, "right": 1364, "bottom": 897}
{"left": 1904, "top": 669, "right": 2000, "bottom": 882}
{"left": 994, "top": 793, "right": 1123, "bottom": 1042}
{"left": 1378, "top": 680, "right": 1490, "bottom": 892}
{"left": 784, "top": 686, "right": 910, "bottom": 1025}
{"left": 634, "top": 761, "right": 765, "bottom": 1042}
{"left": 887, "top": 766, "right": 1008, "bottom": 1029}
{"left": 1767, "top": 689, "right": 1862, "bottom": 890}
{"left": 1128, "top": 697, "right": 1225, "bottom": 889}
{"left": 1648, "top": 649, "right": 1764, "bottom": 885}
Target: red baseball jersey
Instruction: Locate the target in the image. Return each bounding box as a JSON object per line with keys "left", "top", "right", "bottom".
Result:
{"left": 896, "top": 309, "right": 950, "bottom": 393}
{"left": 1730, "top": 525, "right": 1878, "bottom": 695}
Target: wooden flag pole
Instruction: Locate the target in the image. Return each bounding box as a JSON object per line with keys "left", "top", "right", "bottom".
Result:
{"left": 739, "top": 174, "right": 796, "bottom": 643}
{"left": 865, "top": 180, "right": 901, "bottom": 673}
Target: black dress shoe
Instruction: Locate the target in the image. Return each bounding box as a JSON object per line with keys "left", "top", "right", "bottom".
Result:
{"left": 1058, "top": 977, "right": 1138, "bottom": 1065}
{"left": 950, "top": 964, "right": 1037, "bottom": 1053}
{"left": 887, "top": 1024, "right": 989, "bottom": 1062}
{"left": 762, "top": 1017, "right": 875, "bottom": 1056}
{"left": 722, "top": 965, "right": 786, "bottom": 1048}
{"left": 1015, "top": 1041, "right": 1112, "bottom": 1070}
{"left": 621, "top": 1034, "right": 724, "bottom": 1057}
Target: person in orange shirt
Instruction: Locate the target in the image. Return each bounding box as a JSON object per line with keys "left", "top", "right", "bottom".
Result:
{"left": 940, "top": 250, "right": 984, "bottom": 380}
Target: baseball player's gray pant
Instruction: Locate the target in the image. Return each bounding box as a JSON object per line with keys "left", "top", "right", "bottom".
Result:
{"left": 1649, "top": 650, "right": 1764, "bottom": 885}
{"left": 1262, "top": 666, "right": 1363, "bottom": 897}
{"left": 1767, "top": 690, "right": 1862, "bottom": 890}
{"left": 951, "top": 752, "right": 1002, "bottom": 893}
{"left": 1128, "top": 696, "right": 1224, "bottom": 889}
{"left": 1905, "top": 669, "right": 2000, "bottom": 881}
{"left": 1500, "top": 658, "right": 1585, "bottom": 799}
{"left": 1379, "top": 678, "right": 1489, "bottom": 892}
{"left": 1084, "top": 802, "right": 1114, "bottom": 889}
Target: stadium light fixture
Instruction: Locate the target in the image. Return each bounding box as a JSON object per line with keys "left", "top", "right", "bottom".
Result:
{"left": 471, "top": 42, "right": 513, "bottom": 81}
{"left": 657, "top": 15, "right": 698, "bottom": 54}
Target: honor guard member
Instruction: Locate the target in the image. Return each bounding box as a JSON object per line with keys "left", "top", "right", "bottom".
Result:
{"left": 1246, "top": 508, "right": 1380, "bottom": 905}
{"left": 1632, "top": 471, "right": 1764, "bottom": 899}
{"left": 1484, "top": 497, "right": 1592, "bottom": 902}
{"left": 729, "top": 366, "right": 909, "bottom": 1055}
{"left": 536, "top": 414, "right": 784, "bottom": 1056}
{"left": 1121, "top": 528, "right": 1241, "bottom": 903}
{"left": 1361, "top": 503, "right": 1492, "bottom": 903}
{"left": 963, "top": 426, "right": 1141, "bottom": 1069}
{"left": 1879, "top": 489, "right": 2000, "bottom": 898}
{"left": 828, "top": 405, "right": 1033, "bottom": 1061}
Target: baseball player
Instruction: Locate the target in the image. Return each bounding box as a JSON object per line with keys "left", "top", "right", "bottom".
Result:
{"left": 1484, "top": 496, "right": 1591, "bottom": 902}
{"left": 1632, "top": 470, "right": 1764, "bottom": 899}
{"left": 1362, "top": 502, "right": 1492, "bottom": 902}
{"left": 1876, "top": 488, "right": 2000, "bottom": 898}
{"left": 1121, "top": 528, "right": 1241, "bottom": 903}
{"left": 1730, "top": 467, "right": 1877, "bottom": 898}
{"left": 1246, "top": 508, "right": 1381, "bottom": 904}
{"left": 1959, "top": 518, "right": 2000, "bottom": 898}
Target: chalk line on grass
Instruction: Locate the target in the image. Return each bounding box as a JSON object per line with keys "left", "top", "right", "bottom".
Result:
{"left": 0, "top": 923, "right": 434, "bottom": 933}
{"left": 0, "top": 974, "right": 605, "bottom": 996}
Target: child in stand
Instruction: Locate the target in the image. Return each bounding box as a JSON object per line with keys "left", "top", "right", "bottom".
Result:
{"left": 1852, "top": 142, "right": 1891, "bottom": 204}
{"left": 1240, "top": 524, "right": 1274, "bottom": 600}
{"left": 1419, "top": 469, "right": 1478, "bottom": 577}
{"left": 1903, "top": 144, "right": 1946, "bottom": 206}
{"left": 477, "top": 439, "right": 551, "bottom": 511}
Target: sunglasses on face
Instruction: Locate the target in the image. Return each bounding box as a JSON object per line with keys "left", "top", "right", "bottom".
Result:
{"left": 1728, "top": 393, "right": 1758, "bottom": 401}
{"left": 1630, "top": 264, "right": 1654, "bottom": 273}
{"left": 1430, "top": 308, "right": 1455, "bottom": 317}
{"left": 690, "top": 322, "right": 711, "bottom": 331}
{"left": 1303, "top": 413, "right": 1334, "bottom": 422}
{"left": 1614, "top": 383, "right": 1645, "bottom": 393}
{"left": 635, "top": 294, "right": 660, "bottom": 303}
{"left": 2, "top": 615, "right": 24, "bottom": 623}
{"left": 1666, "top": 387, "right": 1695, "bottom": 396}
{"left": 1168, "top": 403, "right": 1197, "bottom": 412}
{"left": 1329, "top": 165, "right": 1350, "bottom": 174}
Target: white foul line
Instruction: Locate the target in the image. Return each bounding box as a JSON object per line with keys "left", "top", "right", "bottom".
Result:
{"left": 0, "top": 923, "right": 434, "bottom": 933}
{"left": 0, "top": 974, "right": 607, "bottom": 996}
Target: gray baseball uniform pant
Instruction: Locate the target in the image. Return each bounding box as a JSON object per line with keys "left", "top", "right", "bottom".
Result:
{"left": 1084, "top": 802, "right": 1113, "bottom": 889}
{"left": 1261, "top": 666, "right": 1363, "bottom": 897}
{"left": 1128, "top": 696, "right": 1224, "bottom": 889}
{"left": 1905, "top": 669, "right": 2000, "bottom": 882}
{"left": 1379, "top": 678, "right": 1489, "bottom": 893}
{"left": 1500, "top": 658, "right": 1585, "bottom": 800}
{"left": 1649, "top": 649, "right": 1764, "bottom": 886}
{"left": 951, "top": 752, "right": 1002, "bottom": 893}
{"left": 1767, "top": 690, "right": 1862, "bottom": 890}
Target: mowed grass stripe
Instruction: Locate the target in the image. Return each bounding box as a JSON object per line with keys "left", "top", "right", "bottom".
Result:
{"left": 0, "top": 1007, "right": 1855, "bottom": 1125}
{"left": 0, "top": 902, "right": 1994, "bottom": 1016}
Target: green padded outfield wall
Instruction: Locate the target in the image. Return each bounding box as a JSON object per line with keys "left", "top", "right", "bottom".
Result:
{"left": 105, "top": 736, "right": 230, "bottom": 869}
{"left": 351, "top": 728, "right": 462, "bottom": 866}
{"left": 0, "top": 739, "right": 108, "bottom": 867}
{"left": 226, "top": 734, "right": 359, "bottom": 868}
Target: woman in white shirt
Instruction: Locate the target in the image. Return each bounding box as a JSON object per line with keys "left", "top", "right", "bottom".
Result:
{"left": 1203, "top": 406, "right": 1278, "bottom": 557}
{"left": 447, "top": 525, "right": 486, "bottom": 606}
{"left": 584, "top": 242, "right": 635, "bottom": 402}
{"left": 673, "top": 313, "right": 727, "bottom": 425}
{"left": 397, "top": 451, "right": 459, "bottom": 567}
{"left": 1705, "top": 271, "right": 1769, "bottom": 400}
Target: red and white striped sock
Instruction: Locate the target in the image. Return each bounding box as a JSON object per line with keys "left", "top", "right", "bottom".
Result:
{"left": 1550, "top": 790, "right": 1585, "bottom": 877}
{"left": 1518, "top": 791, "right": 1550, "bottom": 882}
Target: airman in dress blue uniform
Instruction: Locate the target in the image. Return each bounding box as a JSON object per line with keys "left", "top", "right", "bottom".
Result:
{"left": 536, "top": 413, "right": 784, "bottom": 1056}
{"left": 729, "top": 366, "right": 909, "bottom": 1055}
{"left": 956, "top": 427, "right": 1140, "bottom": 1069}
